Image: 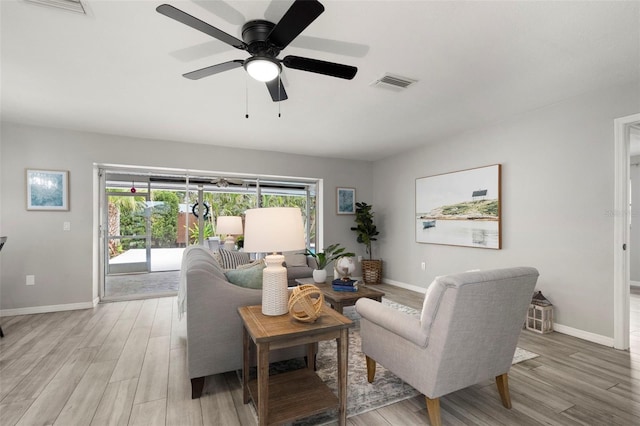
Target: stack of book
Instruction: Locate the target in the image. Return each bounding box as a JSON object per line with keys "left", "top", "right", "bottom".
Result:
{"left": 332, "top": 279, "right": 358, "bottom": 292}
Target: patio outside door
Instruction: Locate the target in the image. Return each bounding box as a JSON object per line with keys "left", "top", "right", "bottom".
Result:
{"left": 105, "top": 191, "right": 151, "bottom": 274}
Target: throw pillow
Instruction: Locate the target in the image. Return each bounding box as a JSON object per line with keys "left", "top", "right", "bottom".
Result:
{"left": 236, "top": 259, "right": 263, "bottom": 270}
{"left": 211, "top": 251, "right": 222, "bottom": 266}
{"left": 283, "top": 251, "right": 308, "bottom": 267}
{"left": 224, "top": 261, "right": 265, "bottom": 289}
{"left": 218, "top": 248, "right": 251, "bottom": 269}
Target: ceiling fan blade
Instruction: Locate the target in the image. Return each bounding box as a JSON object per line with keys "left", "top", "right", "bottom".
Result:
{"left": 292, "top": 35, "right": 370, "bottom": 58}
{"left": 283, "top": 55, "right": 357, "bottom": 80}
{"left": 156, "top": 4, "right": 247, "bottom": 50}
{"left": 267, "top": 0, "right": 324, "bottom": 49}
{"left": 193, "top": 0, "right": 245, "bottom": 26}
{"left": 183, "top": 60, "right": 244, "bottom": 80}
{"left": 266, "top": 79, "right": 288, "bottom": 102}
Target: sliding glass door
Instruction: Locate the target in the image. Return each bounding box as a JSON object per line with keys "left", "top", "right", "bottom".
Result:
{"left": 105, "top": 191, "right": 151, "bottom": 274}
{"left": 99, "top": 168, "right": 318, "bottom": 301}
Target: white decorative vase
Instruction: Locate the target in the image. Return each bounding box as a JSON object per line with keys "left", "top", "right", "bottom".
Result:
{"left": 313, "top": 269, "right": 327, "bottom": 283}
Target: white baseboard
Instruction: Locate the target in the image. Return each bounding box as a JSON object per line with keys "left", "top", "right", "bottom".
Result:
{"left": 552, "top": 323, "right": 614, "bottom": 347}
{"left": 381, "top": 278, "right": 427, "bottom": 295}
{"left": 1, "top": 301, "right": 96, "bottom": 317}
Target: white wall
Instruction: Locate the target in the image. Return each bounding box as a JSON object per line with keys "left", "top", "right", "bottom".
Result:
{"left": 372, "top": 81, "right": 640, "bottom": 341}
{"left": 632, "top": 155, "right": 640, "bottom": 283}
{"left": 0, "top": 123, "right": 373, "bottom": 311}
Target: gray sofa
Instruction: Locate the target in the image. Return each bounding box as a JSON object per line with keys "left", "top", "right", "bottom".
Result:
{"left": 181, "top": 246, "right": 309, "bottom": 398}
{"left": 283, "top": 252, "right": 317, "bottom": 286}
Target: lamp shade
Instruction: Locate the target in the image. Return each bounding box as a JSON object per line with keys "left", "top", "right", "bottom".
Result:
{"left": 243, "top": 207, "right": 305, "bottom": 253}
{"left": 216, "top": 216, "right": 243, "bottom": 236}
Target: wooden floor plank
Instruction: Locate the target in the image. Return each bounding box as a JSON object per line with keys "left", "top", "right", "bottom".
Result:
{"left": 507, "top": 370, "right": 575, "bottom": 413}
{"left": 90, "top": 378, "right": 138, "bottom": 426}
{"left": 346, "top": 409, "right": 392, "bottom": 425}
{"left": 15, "top": 347, "right": 99, "bottom": 426}
{"left": 79, "top": 311, "right": 126, "bottom": 350}
{"left": 376, "top": 398, "right": 430, "bottom": 425}
{"left": 133, "top": 335, "right": 170, "bottom": 405}
{"left": 128, "top": 398, "right": 166, "bottom": 426}
{"left": 0, "top": 400, "right": 33, "bottom": 426}
{"left": 200, "top": 373, "right": 242, "bottom": 426}
{"left": 222, "top": 371, "right": 256, "bottom": 426}
{"left": 94, "top": 318, "right": 135, "bottom": 362}
{"left": 109, "top": 327, "right": 151, "bottom": 383}
{"left": 150, "top": 297, "right": 173, "bottom": 338}
{"left": 0, "top": 311, "right": 71, "bottom": 362}
{"left": 1, "top": 332, "right": 87, "bottom": 404}
{"left": 166, "top": 347, "right": 203, "bottom": 426}
{"left": 53, "top": 359, "right": 118, "bottom": 425}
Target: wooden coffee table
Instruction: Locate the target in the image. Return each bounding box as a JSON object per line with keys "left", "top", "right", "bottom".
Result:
{"left": 238, "top": 304, "right": 353, "bottom": 426}
{"left": 295, "top": 278, "right": 385, "bottom": 314}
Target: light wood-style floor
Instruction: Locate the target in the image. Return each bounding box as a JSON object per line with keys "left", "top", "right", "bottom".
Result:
{"left": 1, "top": 284, "right": 639, "bottom": 425}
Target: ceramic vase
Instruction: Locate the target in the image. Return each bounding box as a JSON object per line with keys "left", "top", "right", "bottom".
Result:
{"left": 313, "top": 269, "right": 327, "bottom": 283}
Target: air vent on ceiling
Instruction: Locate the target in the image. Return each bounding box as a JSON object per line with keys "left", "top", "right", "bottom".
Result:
{"left": 24, "top": 0, "right": 87, "bottom": 14}
{"left": 370, "top": 73, "right": 418, "bottom": 91}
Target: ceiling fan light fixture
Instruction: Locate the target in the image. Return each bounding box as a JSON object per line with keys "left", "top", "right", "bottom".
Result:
{"left": 244, "top": 57, "right": 281, "bottom": 82}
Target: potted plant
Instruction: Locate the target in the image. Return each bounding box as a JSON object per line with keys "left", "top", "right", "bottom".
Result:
{"left": 303, "top": 243, "right": 354, "bottom": 283}
{"left": 350, "top": 202, "right": 382, "bottom": 284}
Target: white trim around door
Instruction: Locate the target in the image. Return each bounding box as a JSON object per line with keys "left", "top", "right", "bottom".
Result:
{"left": 613, "top": 113, "right": 640, "bottom": 350}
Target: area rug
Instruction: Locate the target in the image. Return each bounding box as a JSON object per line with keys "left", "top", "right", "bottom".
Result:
{"left": 246, "top": 298, "right": 539, "bottom": 425}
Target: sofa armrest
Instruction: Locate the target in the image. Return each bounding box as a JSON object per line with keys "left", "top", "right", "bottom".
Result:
{"left": 306, "top": 255, "right": 318, "bottom": 269}
{"left": 355, "top": 298, "right": 428, "bottom": 347}
{"left": 186, "top": 266, "right": 263, "bottom": 378}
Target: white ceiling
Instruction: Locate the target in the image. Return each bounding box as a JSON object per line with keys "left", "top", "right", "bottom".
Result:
{"left": 1, "top": 0, "right": 639, "bottom": 161}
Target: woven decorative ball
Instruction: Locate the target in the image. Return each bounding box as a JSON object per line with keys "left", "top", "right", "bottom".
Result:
{"left": 288, "top": 284, "right": 325, "bottom": 323}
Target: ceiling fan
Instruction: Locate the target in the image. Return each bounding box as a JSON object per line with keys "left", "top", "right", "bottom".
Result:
{"left": 156, "top": 0, "right": 358, "bottom": 102}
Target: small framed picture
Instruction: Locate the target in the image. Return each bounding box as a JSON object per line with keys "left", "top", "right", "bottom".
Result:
{"left": 336, "top": 187, "right": 356, "bottom": 215}
{"left": 26, "top": 169, "right": 70, "bottom": 211}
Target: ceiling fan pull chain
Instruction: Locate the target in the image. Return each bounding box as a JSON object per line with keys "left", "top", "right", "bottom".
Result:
{"left": 278, "top": 76, "right": 282, "bottom": 118}
{"left": 245, "top": 76, "right": 249, "bottom": 119}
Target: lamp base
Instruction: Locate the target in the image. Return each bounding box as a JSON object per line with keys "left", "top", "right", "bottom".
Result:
{"left": 262, "top": 254, "right": 289, "bottom": 316}
{"left": 223, "top": 235, "right": 236, "bottom": 251}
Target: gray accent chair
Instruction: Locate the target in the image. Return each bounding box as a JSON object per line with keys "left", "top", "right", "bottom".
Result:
{"left": 183, "top": 246, "right": 309, "bottom": 398}
{"left": 355, "top": 267, "right": 539, "bottom": 426}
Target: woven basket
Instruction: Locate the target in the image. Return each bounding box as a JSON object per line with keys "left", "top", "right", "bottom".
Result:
{"left": 361, "top": 259, "right": 382, "bottom": 284}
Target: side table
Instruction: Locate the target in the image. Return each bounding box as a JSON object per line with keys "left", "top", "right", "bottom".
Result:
{"left": 238, "top": 304, "right": 353, "bottom": 426}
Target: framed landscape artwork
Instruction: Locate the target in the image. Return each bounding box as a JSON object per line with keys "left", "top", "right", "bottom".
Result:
{"left": 26, "top": 169, "right": 69, "bottom": 211}
{"left": 415, "top": 164, "right": 501, "bottom": 249}
{"left": 336, "top": 187, "right": 356, "bottom": 215}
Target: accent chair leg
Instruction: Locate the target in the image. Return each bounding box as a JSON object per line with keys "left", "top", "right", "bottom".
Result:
{"left": 365, "top": 355, "right": 376, "bottom": 383}
{"left": 495, "top": 373, "right": 512, "bottom": 408}
{"left": 425, "top": 397, "right": 442, "bottom": 426}
{"left": 191, "top": 377, "right": 205, "bottom": 399}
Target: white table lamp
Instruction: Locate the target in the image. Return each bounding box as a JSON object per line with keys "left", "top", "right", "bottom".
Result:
{"left": 216, "top": 216, "right": 243, "bottom": 251}
{"left": 243, "top": 207, "right": 306, "bottom": 316}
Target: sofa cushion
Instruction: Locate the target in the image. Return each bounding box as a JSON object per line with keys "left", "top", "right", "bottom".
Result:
{"left": 236, "top": 259, "right": 263, "bottom": 270}
{"left": 283, "top": 251, "right": 308, "bottom": 267}
{"left": 224, "top": 261, "right": 265, "bottom": 289}
{"left": 218, "top": 248, "right": 251, "bottom": 269}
